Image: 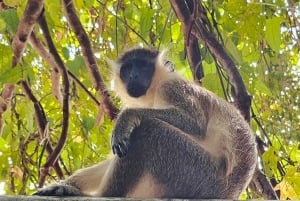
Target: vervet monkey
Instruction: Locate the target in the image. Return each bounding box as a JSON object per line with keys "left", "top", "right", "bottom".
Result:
{"left": 34, "top": 47, "right": 257, "bottom": 199}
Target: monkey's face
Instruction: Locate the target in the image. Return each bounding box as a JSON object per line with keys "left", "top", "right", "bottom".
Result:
{"left": 120, "top": 58, "right": 155, "bottom": 98}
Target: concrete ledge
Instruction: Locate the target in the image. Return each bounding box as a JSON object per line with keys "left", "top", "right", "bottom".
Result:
{"left": 0, "top": 196, "right": 164, "bottom": 201}
{"left": 0, "top": 195, "right": 207, "bottom": 201}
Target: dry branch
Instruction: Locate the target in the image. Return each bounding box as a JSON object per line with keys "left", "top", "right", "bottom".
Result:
{"left": 169, "top": 0, "right": 278, "bottom": 199}
{"left": 62, "top": 0, "right": 119, "bottom": 120}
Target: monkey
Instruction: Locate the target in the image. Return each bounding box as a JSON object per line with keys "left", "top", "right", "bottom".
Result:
{"left": 34, "top": 47, "right": 257, "bottom": 199}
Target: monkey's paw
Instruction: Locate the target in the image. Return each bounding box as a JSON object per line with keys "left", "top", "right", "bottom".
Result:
{"left": 111, "top": 134, "right": 130, "bottom": 158}
{"left": 33, "top": 183, "right": 82, "bottom": 196}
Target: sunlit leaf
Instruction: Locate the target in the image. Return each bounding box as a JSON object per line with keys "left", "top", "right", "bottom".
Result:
{"left": 266, "top": 17, "right": 283, "bottom": 54}
{"left": 262, "top": 147, "right": 279, "bottom": 177}
{"left": 3, "top": 0, "right": 21, "bottom": 7}
{"left": 0, "top": 18, "right": 6, "bottom": 32}
{"left": 274, "top": 178, "right": 298, "bottom": 200}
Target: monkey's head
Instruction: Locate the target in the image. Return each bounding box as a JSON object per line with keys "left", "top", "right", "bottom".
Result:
{"left": 117, "top": 48, "right": 158, "bottom": 98}
{"left": 109, "top": 47, "right": 175, "bottom": 107}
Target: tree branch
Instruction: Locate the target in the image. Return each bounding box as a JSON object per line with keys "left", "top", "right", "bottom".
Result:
{"left": 11, "top": 0, "right": 44, "bottom": 67}
{"left": 186, "top": 35, "right": 204, "bottom": 83}
{"left": 62, "top": 0, "right": 119, "bottom": 120}
{"left": 169, "top": 0, "right": 204, "bottom": 83}
{"left": 37, "top": 12, "right": 70, "bottom": 188}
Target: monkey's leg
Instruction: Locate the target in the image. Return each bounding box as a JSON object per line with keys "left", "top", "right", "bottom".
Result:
{"left": 34, "top": 159, "right": 111, "bottom": 196}
{"left": 98, "top": 119, "right": 222, "bottom": 198}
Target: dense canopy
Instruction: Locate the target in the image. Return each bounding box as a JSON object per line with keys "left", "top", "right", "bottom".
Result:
{"left": 0, "top": 0, "right": 299, "bottom": 199}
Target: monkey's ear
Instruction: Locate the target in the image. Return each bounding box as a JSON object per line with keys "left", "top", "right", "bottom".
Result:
{"left": 106, "top": 57, "right": 120, "bottom": 74}
{"left": 164, "top": 60, "right": 175, "bottom": 72}
{"left": 157, "top": 48, "right": 174, "bottom": 72}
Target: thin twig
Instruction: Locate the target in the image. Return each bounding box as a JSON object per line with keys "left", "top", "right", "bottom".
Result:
{"left": 37, "top": 12, "right": 70, "bottom": 187}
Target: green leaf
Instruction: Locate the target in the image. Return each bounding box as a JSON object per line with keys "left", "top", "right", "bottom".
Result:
{"left": 253, "top": 78, "right": 272, "bottom": 96}
{"left": 225, "top": 37, "right": 242, "bottom": 64}
{"left": 0, "top": 66, "right": 22, "bottom": 84}
{"left": 0, "top": 9, "right": 19, "bottom": 34}
{"left": 0, "top": 18, "right": 6, "bottom": 32}
{"left": 66, "top": 55, "right": 85, "bottom": 76}
{"left": 202, "top": 73, "right": 224, "bottom": 97}
{"left": 262, "top": 146, "right": 279, "bottom": 177}
{"left": 82, "top": 116, "right": 95, "bottom": 134}
{"left": 62, "top": 47, "right": 70, "bottom": 60}
{"left": 0, "top": 137, "right": 7, "bottom": 148}
{"left": 139, "top": 8, "right": 155, "bottom": 38}
{"left": 171, "top": 22, "right": 181, "bottom": 42}
{"left": 21, "top": 102, "right": 34, "bottom": 133}
{"left": 266, "top": 17, "right": 282, "bottom": 53}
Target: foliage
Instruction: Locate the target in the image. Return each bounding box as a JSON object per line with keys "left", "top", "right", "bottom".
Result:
{"left": 0, "top": 0, "right": 299, "bottom": 199}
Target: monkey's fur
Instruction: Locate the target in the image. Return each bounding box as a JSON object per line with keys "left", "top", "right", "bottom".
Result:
{"left": 34, "top": 47, "right": 257, "bottom": 199}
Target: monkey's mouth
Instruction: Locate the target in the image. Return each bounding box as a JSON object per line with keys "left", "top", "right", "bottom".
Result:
{"left": 127, "top": 86, "right": 147, "bottom": 98}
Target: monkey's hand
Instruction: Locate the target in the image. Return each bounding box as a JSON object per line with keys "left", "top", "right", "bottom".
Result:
{"left": 33, "top": 183, "right": 82, "bottom": 196}
{"left": 111, "top": 110, "right": 140, "bottom": 158}
{"left": 112, "top": 136, "right": 130, "bottom": 158}
{"left": 111, "top": 122, "right": 131, "bottom": 157}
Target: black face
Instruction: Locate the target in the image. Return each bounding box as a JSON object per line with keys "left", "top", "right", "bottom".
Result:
{"left": 120, "top": 57, "right": 155, "bottom": 98}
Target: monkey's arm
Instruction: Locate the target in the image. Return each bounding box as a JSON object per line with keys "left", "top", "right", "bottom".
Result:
{"left": 34, "top": 159, "right": 111, "bottom": 196}
{"left": 112, "top": 108, "right": 205, "bottom": 157}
